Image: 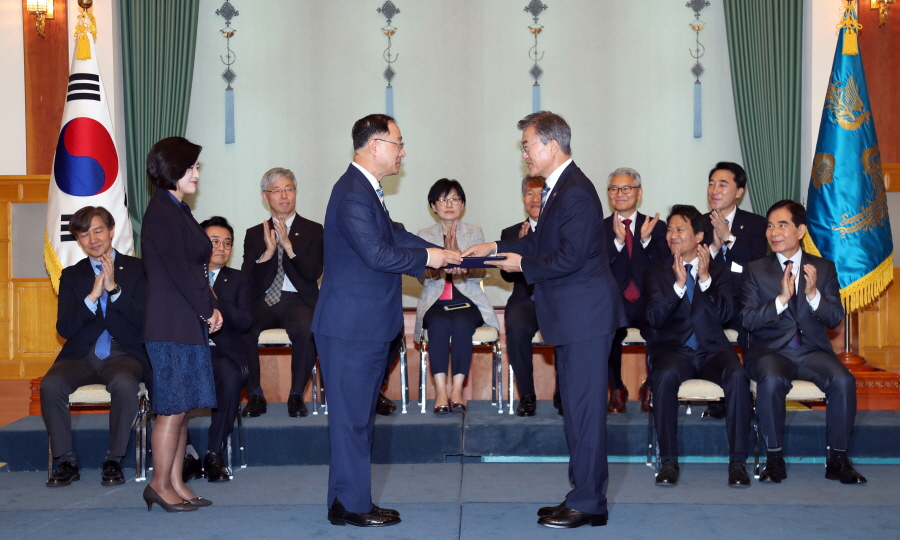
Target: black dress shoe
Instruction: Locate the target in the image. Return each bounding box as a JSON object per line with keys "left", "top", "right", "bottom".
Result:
{"left": 825, "top": 450, "right": 867, "bottom": 484}
{"left": 702, "top": 403, "right": 727, "bottom": 419}
{"left": 204, "top": 452, "right": 230, "bottom": 483}
{"left": 241, "top": 395, "right": 267, "bottom": 417}
{"left": 537, "top": 500, "right": 566, "bottom": 517}
{"left": 142, "top": 485, "right": 197, "bottom": 513}
{"left": 373, "top": 505, "right": 400, "bottom": 518}
{"left": 376, "top": 392, "right": 397, "bottom": 416}
{"left": 655, "top": 459, "right": 680, "bottom": 486}
{"left": 186, "top": 496, "right": 213, "bottom": 507}
{"left": 759, "top": 452, "right": 787, "bottom": 483}
{"left": 182, "top": 453, "right": 205, "bottom": 483}
{"left": 328, "top": 498, "right": 401, "bottom": 527}
{"left": 101, "top": 460, "right": 125, "bottom": 486}
{"left": 537, "top": 508, "right": 608, "bottom": 529}
{"left": 516, "top": 393, "right": 537, "bottom": 417}
{"left": 553, "top": 390, "right": 563, "bottom": 416}
{"left": 728, "top": 461, "right": 751, "bottom": 487}
{"left": 46, "top": 461, "right": 80, "bottom": 487}
{"left": 608, "top": 388, "right": 628, "bottom": 414}
{"left": 433, "top": 403, "right": 450, "bottom": 415}
{"left": 639, "top": 382, "right": 651, "bottom": 413}
{"left": 450, "top": 400, "right": 466, "bottom": 414}
{"left": 288, "top": 395, "right": 308, "bottom": 417}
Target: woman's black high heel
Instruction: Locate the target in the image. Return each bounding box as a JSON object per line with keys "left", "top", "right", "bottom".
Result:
{"left": 143, "top": 485, "right": 198, "bottom": 512}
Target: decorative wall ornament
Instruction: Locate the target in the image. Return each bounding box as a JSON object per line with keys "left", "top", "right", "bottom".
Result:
{"left": 377, "top": 1, "right": 400, "bottom": 117}
{"left": 525, "top": 1, "right": 548, "bottom": 113}
{"left": 687, "top": 0, "right": 709, "bottom": 138}
{"left": 216, "top": 2, "right": 239, "bottom": 144}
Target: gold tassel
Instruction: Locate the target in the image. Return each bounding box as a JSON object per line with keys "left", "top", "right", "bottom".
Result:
{"left": 43, "top": 231, "right": 63, "bottom": 295}
{"left": 837, "top": 1, "right": 862, "bottom": 56}
{"left": 803, "top": 235, "right": 893, "bottom": 312}
{"left": 73, "top": 8, "right": 98, "bottom": 61}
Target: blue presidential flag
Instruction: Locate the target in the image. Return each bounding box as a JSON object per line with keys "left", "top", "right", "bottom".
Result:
{"left": 805, "top": 5, "right": 892, "bottom": 312}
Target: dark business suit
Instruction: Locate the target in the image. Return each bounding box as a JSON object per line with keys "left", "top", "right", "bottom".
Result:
{"left": 500, "top": 222, "right": 540, "bottom": 398}
{"left": 207, "top": 266, "right": 253, "bottom": 454}
{"left": 703, "top": 207, "right": 767, "bottom": 332}
{"left": 604, "top": 212, "right": 668, "bottom": 389}
{"left": 643, "top": 256, "right": 751, "bottom": 462}
{"left": 42, "top": 251, "right": 149, "bottom": 459}
{"left": 242, "top": 214, "right": 323, "bottom": 395}
{"left": 740, "top": 252, "right": 854, "bottom": 450}
{"left": 312, "top": 163, "right": 436, "bottom": 513}
{"left": 496, "top": 161, "right": 626, "bottom": 516}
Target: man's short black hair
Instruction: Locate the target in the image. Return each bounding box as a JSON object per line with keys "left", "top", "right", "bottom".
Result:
{"left": 69, "top": 206, "right": 114, "bottom": 235}
{"left": 352, "top": 114, "right": 396, "bottom": 151}
{"left": 766, "top": 200, "right": 807, "bottom": 227}
{"left": 667, "top": 204, "right": 704, "bottom": 236}
{"left": 708, "top": 161, "right": 747, "bottom": 190}
{"left": 146, "top": 137, "right": 202, "bottom": 190}
{"left": 200, "top": 215, "right": 234, "bottom": 239}
{"left": 427, "top": 178, "right": 466, "bottom": 206}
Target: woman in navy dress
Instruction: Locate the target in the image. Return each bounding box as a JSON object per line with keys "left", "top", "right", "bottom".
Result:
{"left": 141, "top": 137, "right": 222, "bottom": 512}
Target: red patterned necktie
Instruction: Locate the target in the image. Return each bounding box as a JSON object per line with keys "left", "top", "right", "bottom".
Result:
{"left": 622, "top": 218, "right": 640, "bottom": 302}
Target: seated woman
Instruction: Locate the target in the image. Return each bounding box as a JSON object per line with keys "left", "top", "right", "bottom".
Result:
{"left": 415, "top": 179, "right": 500, "bottom": 415}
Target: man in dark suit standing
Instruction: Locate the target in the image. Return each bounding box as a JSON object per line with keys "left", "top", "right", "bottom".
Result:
{"left": 702, "top": 161, "right": 767, "bottom": 419}
{"left": 740, "top": 200, "right": 865, "bottom": 485}
{"left": 242, "top": 168, "right": 324, "bottom": 418}
{"left": 604, "top": 167, "right": 667, "bottom": 413}
{"left": 501, "top": 175, "right": 546, "bottom": 417}
{"left": 643, "top": 205, "right": 752, "bottom": 488}
{"left": 466, "top": 111, "right": 626, "bottom": 529}
{"left": 312, "top": 114, "right": 460, "bottom": 527}
{"left": 41, "top": 206, "right": 149, "bottom": 487}
{"left": 182, "top": 217, "right": 254, "bottom": 483}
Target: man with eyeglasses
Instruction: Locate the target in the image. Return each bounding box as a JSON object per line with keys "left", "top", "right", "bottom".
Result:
{"left": 465, "top": 111, "right": 626, "bottom": 528}
{"left": 604, "top": 168, "right": 668, "bottom": 413}
{"left": 241, "top": 167, "right": 324, "bottom": 418}
{"left": 183, "top": 216, "right": 254, "bottom": 482}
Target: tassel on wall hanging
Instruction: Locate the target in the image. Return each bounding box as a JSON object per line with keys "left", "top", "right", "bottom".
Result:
{"left": 524, "top": 1, "right": 548, "bottom": 113}
{"left": 216, "top": 2, "right": 239, "bottom": 144}
{"left": 687, "top": 0, "right": 709, "bottom": 139}
{"left": 377, "top": 1, "right": 400, "bottom": 117}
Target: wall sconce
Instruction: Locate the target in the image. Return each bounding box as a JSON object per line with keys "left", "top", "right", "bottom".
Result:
{"left": 26, "top": 1, "right": 55, "bottom": 38}
{"left": 871, "top": 0, "right": 896, "bottom": 27}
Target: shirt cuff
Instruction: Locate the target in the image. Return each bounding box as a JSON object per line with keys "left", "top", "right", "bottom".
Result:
{"left": 775, "top": 297, "right": 788, "bottom": 314}
{"left": 807, "top": 289, "right": 821, "bottom": 310}
{"left": 614, "top": 239, "right": 624, "bottom": 252}
{"left": 425, "top": 250, "right": 431, "bottom": 267}
{"left": 698, "top": 277, "right": 711, "bottom": 291}
{"left": 709, "top": 245, "right": 721, "bottom": 258}
{"left": 640, "top": 237, "right": 651, "bottom": 248}
{"left": 84, "top": 297, "right": 98, "bottom": 313}
{"left": 673, "top": 283, "right": 686, "bottom": 298}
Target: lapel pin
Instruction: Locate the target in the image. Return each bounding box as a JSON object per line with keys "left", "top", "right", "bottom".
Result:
{"left": 740, "top": 225, "right": 744, "bottom": 230}
{"left": 118, "top": 266, "right": 123, "bottom": 270}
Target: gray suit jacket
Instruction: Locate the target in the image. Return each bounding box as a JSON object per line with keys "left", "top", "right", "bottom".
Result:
{"left": 414, "top": 221, "right": 500, "bottom": 341}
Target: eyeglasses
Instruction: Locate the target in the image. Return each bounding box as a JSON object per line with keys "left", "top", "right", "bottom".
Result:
{"left": 437, "top": 197, "right": 462, "bottom": 207}
{"left": 210, "top": 239, "right": 233, "bottom": 249}
{"left": 266, "top": 187, "right": 295, "bottom": 196}
{"left": 374, "top": 138, "right": 405, "bottom": 150}
{"left": 607, "top": 185, "right": 638, "bottom": 195}
{"left": 520, "top": 141, "right": 543, "bottom": 155}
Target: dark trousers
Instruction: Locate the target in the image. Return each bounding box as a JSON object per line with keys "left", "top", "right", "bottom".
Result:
{"left": 248, "top": 291, "right": 316, "bottom": 395}
{"left": 40, "top": 346, "right": 143, "bottom": 459}
{"left": 556, "top": 334, "right": 613, "bottom": 516}
{"left": 315, "top": 333, "right": 389, "bottom": 514}
{"left": 381, "top": 331, "right": 405, "bottom": 388}
{"left": 748, "top": 346, "right": 856, "bottom": 450}
{"left": 505, "top": 298, "right": 540, "bottom": 397}
{"left": 208, "top": 347, "right": 246, "bottom": 455}
{"left": 608, "top": 297, "right": 645, "bottom": 390}
{"left": 422, "top": 295, "right": 483, "bottom": 378}
{"left": 649, "top": 347, "right": 751, "bottom": 462}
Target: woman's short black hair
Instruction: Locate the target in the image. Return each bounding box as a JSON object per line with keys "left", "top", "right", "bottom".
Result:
{"left": 146, "top": 137, "right": 202, "bottom": 190}
{"left": 427, "top": 178, "right": 466, "bottom": 206}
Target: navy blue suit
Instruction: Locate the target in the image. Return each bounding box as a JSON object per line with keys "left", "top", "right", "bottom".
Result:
{"left": 739, "top": 252, "right": 854, "bottom": 451}
{"left": 604, "top": 212, "right": 668, "bottom": 389}
{"left": 312, "top": 164, "right": 436, "bottom": 513}
{"left": 496, "top": 161, "right": 626, "bottom": 515}
{"left": 643, "top": 256, "right": 751, "bottom": 462}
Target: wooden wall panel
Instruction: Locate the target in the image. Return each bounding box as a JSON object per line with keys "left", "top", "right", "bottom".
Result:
{"left": 22, "top": 0, "right": 69, "bottom": 175}
{"left": 858, "top": 4, "right": 900, "bottom": 163}
{"left": 859, "top": 267, "right": 900, "bottom": 370}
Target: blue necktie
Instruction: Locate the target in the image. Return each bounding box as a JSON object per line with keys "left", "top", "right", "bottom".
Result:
{"left": 684, "top": 263, "right": 701, "bottom": 350}
{"left": 540, "top": 185, "right": 551, "bottom": 212}
{"left": 94, "top": 264, "right": 112, "bottom": 359}
{"left": 376, "top": 184, "right": 387, "bottom": 211}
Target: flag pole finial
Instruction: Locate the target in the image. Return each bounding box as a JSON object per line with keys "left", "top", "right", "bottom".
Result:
{"left": 838, "top": 0, "right": 862, "bottom": 56}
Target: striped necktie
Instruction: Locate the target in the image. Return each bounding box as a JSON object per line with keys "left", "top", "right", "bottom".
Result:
{"left": 94, "top": 264, "right": 112, "bottom": 359}
{"left": 684, "top": 263, "right": 701, "bottom": 350}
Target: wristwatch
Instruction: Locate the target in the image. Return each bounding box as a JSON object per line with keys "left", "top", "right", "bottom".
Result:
{"left": 106, "top": 284, "right": 121, "bottom": 296}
